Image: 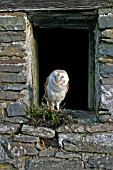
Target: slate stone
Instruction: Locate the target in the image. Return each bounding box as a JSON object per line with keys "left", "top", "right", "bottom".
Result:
{"left": 99, "top": 115, "right": 112, "bottom": 123}
{"left": 0, "top": 16, "right": 25, "bottom": 30}
{"left": 22, "top": 125, "right": 55, "bottom": 138}
{"left": 0, "top": 123, "right": 20, "bottom": 134}
{"left": 0, "top": 64, "right": 25, "bottom": 73}
{"left": 55, "top": 152, "right": 81, "bottom": 159}
{"left": 99, "top": 44, "right": 113, "bottom": 57}
{"left": 0, "top": 142, "right": 11, "bottom": 163}
{"left": 88, "top": 156, "right": 113, "bottom": 169}
{"left": 86, "top": 123, "right": 113, "bottom": 132}
{"left": 0, "top": 32, "right": 25, "bottom": 43}
{"left": 0, "top": 58, "right": 26, "bottom": 64}
{"left": 64, "top": 110, "right": 97, "bottom": 124}
{"left": 100, "top": 85, "right": 113, "bottom": 111}
{"left": 13, "top": 135, "right": 39, "bottom": 143}
{"left": 12, "top": 158, "right": 22, "bottom": 169}
{"left": 99, "top": 12, "right": 113, "bottom": 28}
{"left": 2, "top": 140, "right": 38, "bottom": 158}
{"left": 60, "top": 133, "right": 113, "bottom": 154}
{"left": 4, "top": 117, "right": 28, "bottom": 124}
{"left": 7, "top": 102, "right": 26, "bottom": 116}
{"left": 101, "top": 38, "right": 113, "bottom": 43}
{"left": 101, "top": 78, "right": 113, "bottom": 85}
{"left": 0, "top": 91, "right": 23, "bottom": 100}
{"left": 39, "top": 150, "right": 55, "bottom": 157}
{"left": 0, "top": 73, "right": 26, "bottom": 83}
{"left": 56, "top": 124, "right": 86, "bottom": 133}
{"left": 100, "top": 64, "right": 113, "bottom": 78}
{"left": 0, "top": 45, "right": 26, "bottom": 57}
{"left": 56, "top": 124, "right": 73, "bottom": 133}
{"left": 0, "top": 84, "right": 26, "bottom": 91}
{"left": 25, "top": 158, "right": 84, "bottom": 170}
{"left": 99, "top": 8, "right": 113, "bottom": 15}
{"left": 101, "top": 29, "right": 113, "bottom": 39}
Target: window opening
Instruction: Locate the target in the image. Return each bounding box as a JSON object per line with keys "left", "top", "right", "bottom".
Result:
{"left": 37, "top": 28, "right": 89, "bottom": 110}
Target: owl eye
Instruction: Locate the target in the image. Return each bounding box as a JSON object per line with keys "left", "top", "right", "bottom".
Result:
{"left": 61, "top": 75, "right": 64, "bottom": 79}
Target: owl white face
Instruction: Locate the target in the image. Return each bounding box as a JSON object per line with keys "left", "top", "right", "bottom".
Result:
{"left": 49, "top": 69, "right": 69, "bottom": 85}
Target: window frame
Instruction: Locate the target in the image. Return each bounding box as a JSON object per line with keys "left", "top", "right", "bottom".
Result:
{"left": 32, "top": 10, "right": 97, "bottom": 111}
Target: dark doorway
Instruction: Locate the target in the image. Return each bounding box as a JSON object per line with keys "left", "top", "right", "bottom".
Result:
{"left": 37, "top": 28, "right": 89, "bottom": 110}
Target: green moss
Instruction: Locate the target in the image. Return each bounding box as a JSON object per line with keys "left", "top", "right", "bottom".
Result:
{"left": 26, "top": 102, "right": 74, "bottom": 129}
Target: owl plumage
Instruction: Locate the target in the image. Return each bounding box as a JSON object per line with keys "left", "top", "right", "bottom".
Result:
{"left": 44, "top": 69, "right": 69, "bottom": 110}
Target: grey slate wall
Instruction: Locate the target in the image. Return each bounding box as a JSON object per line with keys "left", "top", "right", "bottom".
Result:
{"left": 0, "top": 12, "right": 38, "bottom": 120}
{"left": 96, "top": 8, "right": 113, "bottom": 122}
{"left": 0, "top": 9, "right": 113, "bottom": 170}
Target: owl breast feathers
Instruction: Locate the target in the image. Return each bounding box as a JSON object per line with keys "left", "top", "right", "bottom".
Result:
{"left": 44, "top": 69, "right": 69, "bottom": 110}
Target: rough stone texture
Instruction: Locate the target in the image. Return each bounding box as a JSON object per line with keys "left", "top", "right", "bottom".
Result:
{"left": 0, "top": 16, "right": 25, "bottom": 31}
{"left": 88, "top": 156, "right": 113, "bottom": 169}
{"left": 55, "top": 151, "right": 81, "bottom": 159}
{"left": 0, "top": 11, "right": 34, "bottom": 170}
{"left": 0, "top": 84, "right": 26, "bottom": 91}
{"left": 100, "top": 64, "right": 113, "bottom": 78}
{"left": 86, "top": 123, "right": 113, "bottom": 132}
{"left": 0, "top": 91, "right": 23, "bottom": 100}
{"left": 13, "top": 135, "right": 39, "bottom": 143}
{"left": 6, "top": 102, "right": 26, "bottom": 116}
{"left": 101, "top": 78, "right": 113, "bottom": 85}
{"left": 0, "top": 124, "right": 20, "bottom": 134}
{"left": 64, "top": 110, "right": 97, "bottom": 124}
{"left": 39, "top": 150, "right": 55, "bottom": 157}
{"left": 56, "top": 124, "right": 86, "bottom": 133}
{"left": 99, "top": 9, "right": 113, "bottom": 28}
{"left": 0, "top": 58, "right": 26, "bottom": 64}
{"left": 0, "top": 73, "right": 26, "bottom": 83}
{"left": 2, "top": 140, "right": 38, "bottom": 158}
{"left": 0, "top": 45, "right": 26, "bottom": 57}
{"left": 99, "top": 44, "right": 113, "bottom": 57}
{"left": 0, "top": 65, "right": 25, "bottom": 73}
{"left": 100, "top": 85, "right": 113, "bottom": 112}
{"left": 99, "top": 114, "right": 113, "bottom": 123}
{"left": 0, "top": 140, "right": 11, "bottom": 164}
{"left": 59, "top": 133, "right": 113, "bottom": 153}
{"left": 4, "top": 117, "right": 29, "bottom": 124}
{"left": 21, "top": 125, "right": 55, "bottom": 138}
{"left": 98, "top": 8, "right": 113, "bottom": 121}
{"left": 101, "top": 29, "right": 113, "bottom": 38}
{"left": 26, "top": 158, "right": 84, "bottom": 170}
{"left": 0, "top": 7, "right": 113, "bottom": 170}
{"left": 0, "top": 32, "right": 25, "bottom": 43}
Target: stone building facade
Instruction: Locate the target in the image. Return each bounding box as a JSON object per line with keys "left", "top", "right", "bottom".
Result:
{"left": 1, "top": 1, "right": 113, "bottom": 169}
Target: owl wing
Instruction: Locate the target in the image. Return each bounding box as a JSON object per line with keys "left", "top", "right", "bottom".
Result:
{"left": 66, "top": 83, "right": 69, "bottom": 94}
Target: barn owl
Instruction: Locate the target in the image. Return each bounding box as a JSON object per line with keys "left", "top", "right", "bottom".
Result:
{"left": 44, "top": 69, "right": 69, "bottom": 110}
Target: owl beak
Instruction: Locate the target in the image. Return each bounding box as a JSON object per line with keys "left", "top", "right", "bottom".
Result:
{"left": 56, "top": 77, "right": 60, "bottom": 83}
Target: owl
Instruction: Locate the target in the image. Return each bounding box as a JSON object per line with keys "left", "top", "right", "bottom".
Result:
{"left": 44, "top": 69, "right": 69, "bottom": 110}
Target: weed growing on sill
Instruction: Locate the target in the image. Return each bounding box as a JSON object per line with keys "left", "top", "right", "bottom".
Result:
{"left": 25, "top": 102, "right": 74, "bottom": 129}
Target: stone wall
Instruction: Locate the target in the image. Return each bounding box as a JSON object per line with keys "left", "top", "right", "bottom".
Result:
{"left": 0, "top": 9, "right": 113, "bottom": 170}
{"left": 1, "top": 114, "right": 113, "bottom": 169}
{"left": 96, "top": 8, "right": 113, "bottom": 122}
{"left": 0, "top": 12, "right": 38, "bottom": 119}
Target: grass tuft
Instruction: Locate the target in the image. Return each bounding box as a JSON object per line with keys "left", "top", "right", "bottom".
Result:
{"left": 26, "top": 102, "right": 74, "bottom": 129}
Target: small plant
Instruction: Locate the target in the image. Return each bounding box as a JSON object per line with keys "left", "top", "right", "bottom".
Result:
{"left": 26, "top": 102, "right": 73, "bottom": 129}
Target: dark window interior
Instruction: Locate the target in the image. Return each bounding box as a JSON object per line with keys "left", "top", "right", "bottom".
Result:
{"left": 37, "top": 28, "right": 89, "bottom": 110}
